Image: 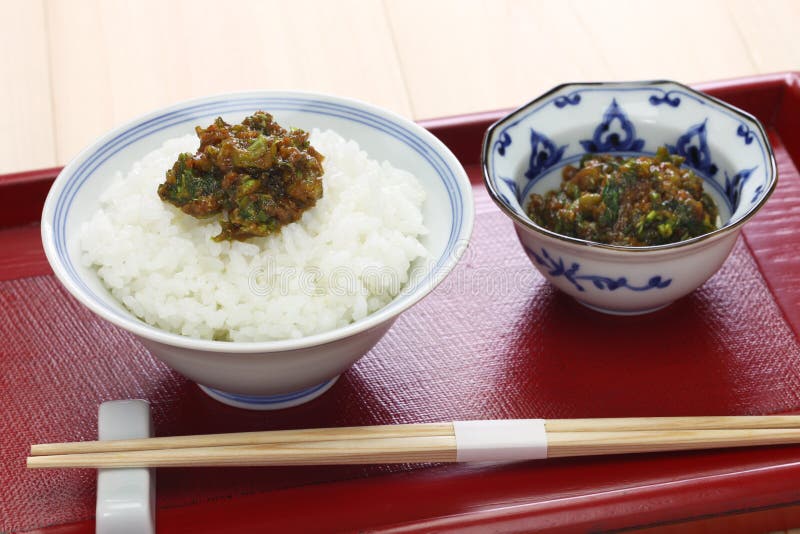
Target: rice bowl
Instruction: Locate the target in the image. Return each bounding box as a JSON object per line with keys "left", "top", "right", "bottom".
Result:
{"left": 42, "top": 91, "right": 473, "bottom": 409}
{"left": 80, "top": 129, "right": 429, "bottom": 342}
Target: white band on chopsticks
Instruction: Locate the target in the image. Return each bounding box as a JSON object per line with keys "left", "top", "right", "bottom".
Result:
{"left": 453, "top": 419, "right": 548, "bottom": 462}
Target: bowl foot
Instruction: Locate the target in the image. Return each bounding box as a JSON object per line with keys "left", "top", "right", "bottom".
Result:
{"left": 576, "top": 299, "right": 672, "bottom": 316}
{"left": 198, "top": 376, "right": 339, "bottom": 410}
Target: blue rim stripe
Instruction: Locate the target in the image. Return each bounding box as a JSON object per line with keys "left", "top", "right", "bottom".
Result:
{"left": 57, "top": 98, "right": 461, "bottom": 234}
{"left": 54, "top": 97, "right": 465, "bottom": 325}
{"left": 205, "top": 378, "right": 335, "bottom": 405}
{"left": 57, "top": 98, "right": 461, "bottom": 253}
{"left": 56, "top": 99, "right": 461, "bottom": 284}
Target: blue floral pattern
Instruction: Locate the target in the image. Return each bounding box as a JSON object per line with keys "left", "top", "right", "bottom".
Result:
{"left": 525, "top": 246, "right": 672, "bottom": 292}
{"left": 724, "top": 167, "right": 757, "bottom": 208}
{"left": 554, "top": 93, "right": 581, "bottom": 108}
{"left": 580, "top": 99, "right": 645, "bottom": 153}
{"left": 486, "top": 85, "right": 772, "bottom": 228}
{"left": 524, "top": 128, "right": 567, "bottom": 181}
{"left": 648, "top": 91, "right": 681, "bottom": 107}
{"left": 736, "top": 124, "right": 754, "bottom": 145}
{"left": 751, "top": 184, "right": 764, "bottom": 204}
{"left": 499, "top": 177, "right": 520, "bottom": 204}
{"left": 667, "top": 120, "right": 719, "bottom": 177}
{"left": 494, "top": 131, "right": 512, "bottom": 156}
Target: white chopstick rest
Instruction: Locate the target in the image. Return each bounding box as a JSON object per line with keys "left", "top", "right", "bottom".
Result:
{"left": 453, "top": 419, "right": 548, "bottom": 462}
{"left": 96, "top": 400, "right": 155, "bottom": 534}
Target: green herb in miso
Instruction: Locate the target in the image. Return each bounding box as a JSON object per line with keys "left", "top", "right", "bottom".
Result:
{"left": 526, "top": 147, "right": 719, "bottom": 246}
{"left": 157, "top": 111, "right": 324, "bottom": 241}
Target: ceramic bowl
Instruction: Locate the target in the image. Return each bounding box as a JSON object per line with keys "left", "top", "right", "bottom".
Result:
{"left": 482, "top": 81, "right": 776, "bottom": 315}
{"left": 42, "top": 91, "right": 473, "bottom": 409}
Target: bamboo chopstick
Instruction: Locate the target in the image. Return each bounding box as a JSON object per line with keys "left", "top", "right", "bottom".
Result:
{"left": 544, "top": 415, "right": 800, "bottom": 432}
{"left": 27, "top": 415, "right": 800, "bottom": 468}
{"left": 26, "top": 427, "right": 800, "bottom": 469}
{"left": 29, "top": 415, "right": 800, "bottom": 457}
{"left": 28, "top": 435, "right": 459, "bottom": 468}
{"left": 544, "top": 428, "right": 800, "bottom": 457}
{"left": 29, "top": 422, "right": 452, "bottom": 456}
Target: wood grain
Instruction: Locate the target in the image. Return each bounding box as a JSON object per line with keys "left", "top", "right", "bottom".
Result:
{"left": 27, "top": 426, "right": 800, "bottom": 468}
{"left": 727, "top": 0, "right": 800, "bottom": 74}
{"left": 0, "top": 0, "right": 56, "bottom": 174}
{"left": 385, "top": 0, "right": 612, "bottom": 119}
{"left": 28, "top": 416, "right": 800, "bottom": 468}
{"left": 546, "top": 429, "right": 800, "bottom": 458}
{"left": 385, "top": 0, "right": 799, "bottom": 119}
{"left": 546, "top": 415, "right": 800, "bottom": 432}
{"left": 2, "top": 1, "right": 800, "bottom": 173}
{"left": 27, "top": 435, "right": 459, "bottom": 468}
{"left": 30, "top": 422, "right": 454, "bottom": 456}
{"left": 31, "top": 416, "right": 800, "bottom": 457}
{"left": 43, "top": 0, "right": 411, "bottom": 166}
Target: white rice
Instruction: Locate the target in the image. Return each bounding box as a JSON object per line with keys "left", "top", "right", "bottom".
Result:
{"left": 79, "top": 129, "right": 428, "bottom": 341}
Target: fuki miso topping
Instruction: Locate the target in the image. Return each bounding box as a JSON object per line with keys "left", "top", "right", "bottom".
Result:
{"left": 526, "top": 147, "right": 719, "bottom": 246}
{"left": 157, "top": 112, "right": 324, "bottom": 241}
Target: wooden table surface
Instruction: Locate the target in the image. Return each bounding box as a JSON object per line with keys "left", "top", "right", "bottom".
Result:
{"left": 2, "top": 0, "right": 798, "bottom": 175}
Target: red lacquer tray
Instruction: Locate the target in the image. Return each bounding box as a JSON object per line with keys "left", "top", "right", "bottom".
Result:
{"left": 4, "top": 73, "right": 800, "bottom": 534}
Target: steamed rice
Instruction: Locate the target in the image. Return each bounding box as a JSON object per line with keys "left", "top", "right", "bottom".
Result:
{"left": 79, "top": 129, "right": 428, "bottom": 341}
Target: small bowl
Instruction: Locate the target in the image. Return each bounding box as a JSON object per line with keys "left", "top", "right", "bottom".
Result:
{"left": 42, "top": 91, "right": 474, "bottom": 409}
{"left": 482, "top": 80, "right": 776, "bottom": 315}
